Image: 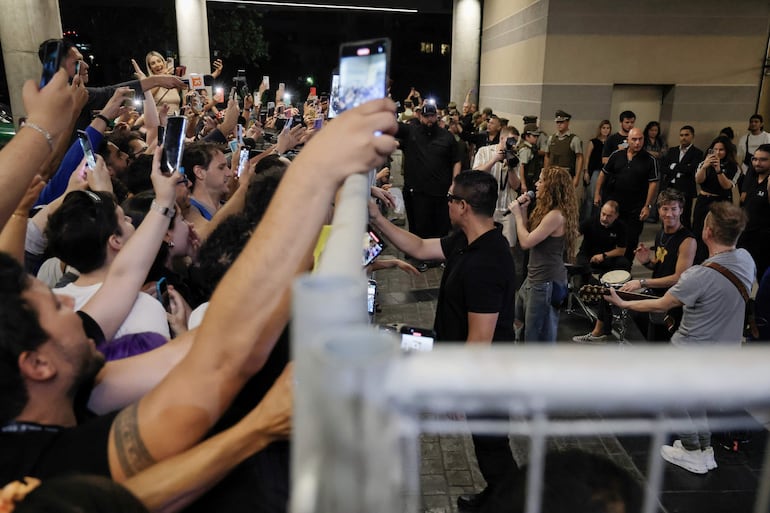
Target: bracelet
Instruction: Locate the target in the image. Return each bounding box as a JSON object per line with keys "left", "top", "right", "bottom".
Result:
{"left": 151, "top": 200, "right": 176, "bottom": 219}
{"left": 24, "top": 122, "right": 54, "bottom": 151}
{"left": 94, "top": 114, "right": 112, "bottom": 127}
{"left": 640, "top": 278, "right": 647, "bottom": 288}
{"left": 12, "top": 211, "right": 27, "bottom": 218}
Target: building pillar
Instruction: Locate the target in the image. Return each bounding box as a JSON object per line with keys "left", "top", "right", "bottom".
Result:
{"left": 0, "top": 0, "right": 62, "bottom": 121}
{"left": 450, "top": 0, "right": 481, "bottom": 106}
{"left": 175, "top": 0, "right": 211, "bottom": 75}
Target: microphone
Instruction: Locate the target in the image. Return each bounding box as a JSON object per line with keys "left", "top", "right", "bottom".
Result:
{"left": 503, "top": 190, "right": 535, "bottom": 216}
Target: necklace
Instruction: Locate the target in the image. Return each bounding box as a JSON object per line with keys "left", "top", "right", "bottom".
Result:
{"left": 710, "top": 248, "right": 735, "bottom": 258}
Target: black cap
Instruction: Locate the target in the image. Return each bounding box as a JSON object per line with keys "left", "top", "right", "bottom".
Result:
{"left": 555, "top": 110, "right": 572, "bottom": 122}
{"left": 422, "top": 103, "right": 438, "bottom": 116}
{"left": 522, "top": 115, "right": 538, "bottom": 124}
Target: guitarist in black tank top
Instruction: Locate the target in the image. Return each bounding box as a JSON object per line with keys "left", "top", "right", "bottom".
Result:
{"left": 620, "top": 188, "right": 696, "bottom": 341}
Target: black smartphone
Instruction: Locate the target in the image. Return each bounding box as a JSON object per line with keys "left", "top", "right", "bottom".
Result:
{"left": 336, "top": 38, "right": 390, "bottom": 114}
{"left": 162, "top": 116, "right": 187, "bottom": 175}
{"left": 362, "top": 227, "right": 385, "bottom": 266}
{"left": 76, "top": 130, "right": 97, "bottom": 170}
{"left": 39, "top": 40, "right": 64, "bottom": 88}
{"left": 157, "top": 125, "right": 166, "bottom": 146}
{"left": 156, "top": 277, "right": 171, "bottom": 313}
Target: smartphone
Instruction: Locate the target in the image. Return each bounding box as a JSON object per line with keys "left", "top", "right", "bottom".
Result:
{"left": 362, "top": 227, "right": 385, "bottom": 266}
{"left": 283, "top": 114, "right": 293, "bottom": 131}
{"left": 337, "top": 38, "right": 390, "bottom": 114}
{"left": 707, "top": 148, "right": 716, "bottom": 156}
{"left": 400, "top": 326, "right": 435, "bottom": 352}
{"left": 166, "top": 57, "right": 174, "bottom": 71}
{"left": 157, "top": 125, "right": 166, "bottom": 146}
{"left": 236, "top": 124, "right": 244, "bottom": 145}
{"left": 262, "top": 75, "right": 270, "bottom": 89}
{"left": 175, "top": 65, "right": 187, "bottom": 77}
{"left": 313, "top": 116, "right": 324, "bottom": 130}
{"left": 77, "top": 130, "right": 97, "bottom": 170}
{"left": 156, "top": 277, "right": 171, "bottom": 313}
{"left": 327, "top": 73, "right": 341, "bottom": 118}
{"left": 122, "top": 89, "right": 136, "bottom": 108}
{"left": 228, "top": 139, "right": 239, "bottom": 154}
{"left": 367, "top": 279, "right": 377, "bottom": 315}
{"left": 162, "top": 116, "right": 187, "bottom": 175}
{"left": 74, "top": 61, "right": 81, "bottom": 77}
{"left": 39, "top": 40, "right": 64, "bottom": 88}
{"left": 279, "top": 82, "right": 285, "bottom": 90}
{"left": 237, "top": 148, "right": 250, "bottom": 178}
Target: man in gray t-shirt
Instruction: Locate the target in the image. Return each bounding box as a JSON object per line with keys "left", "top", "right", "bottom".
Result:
{"left": 607, "top": 202, "right": 755, "bottom": 475}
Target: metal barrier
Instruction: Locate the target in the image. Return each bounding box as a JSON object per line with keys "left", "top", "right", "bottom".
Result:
{"left": 288, "top": 166, "right": 770, "bottom": 513}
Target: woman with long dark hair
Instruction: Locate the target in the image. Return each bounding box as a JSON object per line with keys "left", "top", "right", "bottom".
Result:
{"left": 508, "top": 166, "right": 579, "bottom": 342}
{"left": 692, "top": 135, "right": 738, "bottom": 262}
{"left": 581, "top": 119, "right": 611, "bottom": 222}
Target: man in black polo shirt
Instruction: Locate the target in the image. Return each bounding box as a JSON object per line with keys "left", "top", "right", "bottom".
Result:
{"left": 368, "top": 170, "right": 516, "bottom": 512}
{"left": 594, "top": 127, "right": 659, "bottom": 262}
{"left": 739, "top": 143, "right": 770, "bottom": 280}
{"left": 397, "top": 103, "right": 462, "bottom": 240}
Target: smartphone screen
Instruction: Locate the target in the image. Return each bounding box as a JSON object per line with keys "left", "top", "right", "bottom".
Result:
{"left": 313, "top": 116, "right": 324, "bottom": 130}
{"left": 40, "top": 40, "right": 64, "bottom": 88}
{"left": 283, "top": 114, "right": 293, "bottom": 131}
{"left": 156, "top": 277, "right": 171, "bottom": 313}
{"left": 122, "top": 89, "right": 136, "bottom": 108}
{"left": 362, "top": 228, "right": 385, "bottom": 266}
{"left": 237, "top": 148, "right": 249, "bottom": 177}
{"left": 400, "top": 326, "right": 435, "bottom": 352}
{"left": 262, "top": 75, "right": 270, "bottom": 89}
{"left": 77, "top": 130, "right": 97, "bottom": 170}
{"left": 157, "top": 125, "right": 166, "bottom": 146}
{"left": 367, "top": 279, "right": 377, "bottom": 315}
{"left": 327, "top": 74, "right": 341, "bottom": 118}
{"left": 337, "top": 38, "right": 389, "bottom": 114}
{"left": 236, "top": 124, "right": 244, "bottom": 145}
{"left": 162, "top": 116, "right": 187, "bottom": 175}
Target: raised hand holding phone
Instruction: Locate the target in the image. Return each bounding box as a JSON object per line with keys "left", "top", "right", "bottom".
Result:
{"left": 161, "top": 116, "right": 187, "bottom": 175}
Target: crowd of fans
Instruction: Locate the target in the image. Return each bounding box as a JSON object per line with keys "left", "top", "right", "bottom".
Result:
{"left": 0, "top": 33, "right": 769, "bottom": 513}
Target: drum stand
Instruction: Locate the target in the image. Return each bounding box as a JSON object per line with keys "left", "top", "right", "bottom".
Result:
{"left": 564, "top": 265, "right": 597, "bottom": 322}
{"left": 610, "top": 305, "right": 632, "bottom": 344}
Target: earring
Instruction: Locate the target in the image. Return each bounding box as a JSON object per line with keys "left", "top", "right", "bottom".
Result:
{"left": 166, "top": 240, "right": 175, "bottom": 248}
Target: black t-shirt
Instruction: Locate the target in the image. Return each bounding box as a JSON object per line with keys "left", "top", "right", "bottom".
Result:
{"left": 602, "top": 150, "right": 659, "bottom": 214}
{"left": 602, "top": 132, "right": 627, "bottom": 158}
{"left": 700, "top": 160, "right": 737, "bottom": 198}
{"left": 434, "top": 227, "right": 516, "bottom": 342}
{"left": 396, "top": 123, "right": 460, "bottom": 196}
{"left": 587, "top": 137, "right": 605, "bottom": 172}
{"left": 579, "top": 217, "right": 627, "bottom": 255}
{"left": 0, "top": 411, "right": 118, "bottom": 484}
{"left": 651, "top": 226, "right": 693, "bottom": 296}
{"left": 741, "top": 169, "right": 770, "bottom": 233}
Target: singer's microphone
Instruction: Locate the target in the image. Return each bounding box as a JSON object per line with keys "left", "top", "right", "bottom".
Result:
{"left": 502, "top": 190, "right": 535, "bottom": 216}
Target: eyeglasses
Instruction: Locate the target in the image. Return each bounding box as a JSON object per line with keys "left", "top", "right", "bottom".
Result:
{"left": 446, "top": 192, "right": 466, "bottom": 203}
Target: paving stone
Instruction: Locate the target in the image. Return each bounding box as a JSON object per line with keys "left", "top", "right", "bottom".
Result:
{"left": 442, "top": 450, "right": 469, "bottom": 470}
{"left": 421, "top": 474, "right": 448, "bottom": 495}
{"left": 446, "top": 470, "right": 474, "bottom": 486}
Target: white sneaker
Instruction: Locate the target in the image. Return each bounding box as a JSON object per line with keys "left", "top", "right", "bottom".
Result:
{"left": 673, "top": 440, "right": 718, "bottom": 470}
{"left": 661, "top": 442, "right": 708, "bottom": 474}
{"left": 572, "top": 332, "right": 607, "bottom": 343}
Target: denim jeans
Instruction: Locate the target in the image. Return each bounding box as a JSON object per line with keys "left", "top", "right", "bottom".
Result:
{"left": 516, "top": 278, "right": 559, "bottom": 343}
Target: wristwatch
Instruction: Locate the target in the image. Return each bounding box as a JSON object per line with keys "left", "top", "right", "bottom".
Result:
{"left": 640, "top": 278, "right": 647, "bottom": 288}
{"left": 647, "top": 204, "right": 653, "bottom": 209}
{"left": 151, "top": 200, "right": 176, "bottom": 219}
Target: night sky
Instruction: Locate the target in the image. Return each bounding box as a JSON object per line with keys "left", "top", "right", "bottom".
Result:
{"left": 0, "top": 1, "right": 454, "bottom": 113}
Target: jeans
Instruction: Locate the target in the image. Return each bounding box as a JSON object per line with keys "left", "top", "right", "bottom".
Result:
{"left": 516, "top": 278, "right": 559, "bottom": 343}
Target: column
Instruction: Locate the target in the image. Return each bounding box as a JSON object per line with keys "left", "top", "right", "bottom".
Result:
{"left": 450, "top": 0, "right": 481, "bottom": 106}
{"left": 175, "top": 0, "right": 211, "bottom": 75}
{"left": 0, "top": 0, "right": 62, "bottom": 121}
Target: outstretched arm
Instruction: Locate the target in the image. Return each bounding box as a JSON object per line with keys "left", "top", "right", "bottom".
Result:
{"left": 105, "top": 99, "right": 398, "bottom": 482}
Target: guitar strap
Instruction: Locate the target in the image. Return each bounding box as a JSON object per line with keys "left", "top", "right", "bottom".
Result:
{"left": 703, "top": 262, "right": 749, "bottom": 302}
